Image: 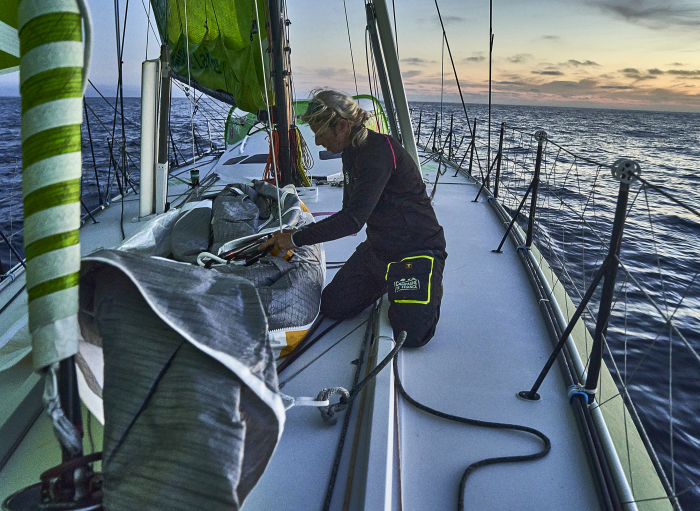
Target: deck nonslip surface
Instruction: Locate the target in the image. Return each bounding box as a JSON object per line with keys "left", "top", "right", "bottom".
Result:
{"left": 395, "top": 176, "right": 601, "bottom": 510}
{"left": 1, "top": 144, "right": 603, "bottom": 510}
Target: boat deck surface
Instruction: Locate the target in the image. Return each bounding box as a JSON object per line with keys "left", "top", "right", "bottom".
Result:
{"left": 214, "top": 130, "right": 601, "bottom": 510}
{"left": 0, "top": 129, "right": 602, "bottom": 510}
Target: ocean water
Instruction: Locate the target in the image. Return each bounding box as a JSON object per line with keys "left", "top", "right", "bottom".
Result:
{"left": 1, "top": 97, "right": 699, "bottom": 507}
{"left": 0, "top": 96, "right": 226, "bottom": 272}
{"left": 411, "top": 101, "right": 700, "bottom": 508}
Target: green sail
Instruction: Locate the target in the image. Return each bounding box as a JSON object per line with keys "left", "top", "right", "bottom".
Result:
{"left": 151, "top": 0, "right": 270, "bottom": 113}
{"left": 0, "top": 0, "right": 20, "bottom": 74}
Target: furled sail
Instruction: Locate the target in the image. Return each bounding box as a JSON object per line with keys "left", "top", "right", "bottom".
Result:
{"left": 0, "top": 0, "right": 19, "bottom": 74}
{"left": 19, "top": 0, "right": 88, "bottom": 371}
{"left": 151, "top": 0, "right": 270, "bottom": 113}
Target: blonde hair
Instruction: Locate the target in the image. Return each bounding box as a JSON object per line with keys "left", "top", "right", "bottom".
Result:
{"left": 301, "top": 89, "right": 369, "bottom": 147}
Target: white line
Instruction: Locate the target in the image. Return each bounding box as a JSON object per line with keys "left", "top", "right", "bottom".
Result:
{"left": 26, "top": 244, "right": 81, "bottom": 291}
{"left": 0, "top": 19, "right": 19, "bottom": 57}
{"left": 21, "top": 97, "right": 83, "bottom": 142}
{"left": 18, "top": 0, "right": 80, "bottom": 32}
{"left": 20, "top": 41, "right": 83, "bottom": 86}
{"left": 22, "top": 152, "right": 82, "bottom": 196}
{"left": 23, "top": 202, "right": 80, "bottom": 246}
{"left": 28, "top": 287, "right": 79, "bottom": 329}
{"left": 30, "top": 313, "right": 80, "bottom": 369}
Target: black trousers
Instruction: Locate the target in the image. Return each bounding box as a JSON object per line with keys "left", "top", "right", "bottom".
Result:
{"left": 321, "top": 242, "right": 446, "bottom": 348}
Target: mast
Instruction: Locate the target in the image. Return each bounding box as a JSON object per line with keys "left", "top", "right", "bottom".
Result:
{"left": 365, "top": 4, "right": 400, "bottom": 141}
{"left": 369, "top": 0, "right": 420, "bottom": 170}
{"left": 156, "top": 44, "right": 171, "bottom": 213}
{"left": 267, "top": 0, "right": 293, "bottom": 186}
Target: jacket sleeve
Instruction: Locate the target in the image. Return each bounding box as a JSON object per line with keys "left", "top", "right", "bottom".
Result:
{"left": 293, "top": 138, "right": 395, "bottom": 247}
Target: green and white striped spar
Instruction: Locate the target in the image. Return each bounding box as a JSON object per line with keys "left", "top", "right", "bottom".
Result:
{"left": 18, "top": 0, "right": 92, "bottom": 371}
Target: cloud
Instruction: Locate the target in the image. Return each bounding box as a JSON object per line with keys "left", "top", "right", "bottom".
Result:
{"left": 402, "top": 70, "right": 422, "bottom": 79}
{"left": 433, "top": 15, "right": 466, "bottom": 27}
{"left": 542, "top": 35, "right": 560, "bottom": 41}
{"left": 532, "top": 70, "right": 565, "bottom": 76}
{"left": 620, "top": 68, "right": 642, "bottom": 78}
{"left": 401, "top": 58, "right": 434, "bottom": 66}
{"left": 669, "top": 62, "right": 684, "bottom": 66}
{"left": 507, "top": 53, "right": 534, "bottom": 64}
{"left": 404, "top": 72, "right": 700, "bottom": 111}
{"left": 464, "top": 55, "right": 486, "bottom": 63}
{"left": 591, "top": 0, "right": 700, "bottom": 29}
{"left": 567, "top": 59, "right": 600, "bottom": 67}
{"left": 667, "top": 69, "right": 700, "bottom": 76}
{"left": 619, "top": 68, "right": 662, "bottom": 81}
{"left": 314, "top": 68, "right": 352, "bottom": 78}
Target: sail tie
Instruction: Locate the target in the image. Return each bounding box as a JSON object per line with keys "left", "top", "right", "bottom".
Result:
{"left": 44, "top": 363, "right": 82, "bottom": 456}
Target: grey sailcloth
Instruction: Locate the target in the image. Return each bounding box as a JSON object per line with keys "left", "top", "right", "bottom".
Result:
{"left": 79, "top": 249, "right": 285, "bottom": 511}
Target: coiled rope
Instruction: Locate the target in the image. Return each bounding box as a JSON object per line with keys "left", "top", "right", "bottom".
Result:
{"left": 393, "top": 356, "right": 552, "bottom": 511}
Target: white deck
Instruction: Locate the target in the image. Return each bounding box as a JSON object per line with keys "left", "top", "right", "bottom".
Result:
{"left": 214, "top": 129, "right": 601, "bottom": 510}
{"left": 0, "top": 126, "right": 601, "bottom": 510}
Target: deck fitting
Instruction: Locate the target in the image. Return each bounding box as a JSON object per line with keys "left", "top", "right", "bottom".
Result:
{"left": 517, "top": 390, "right": 541, "bottom": 401}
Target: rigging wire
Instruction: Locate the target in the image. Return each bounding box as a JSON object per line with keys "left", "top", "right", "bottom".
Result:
{"left": 138, "top": 0, "right": 161, "bottom": 48}
{"left": 431, "top": 0, "right": 484, "bottom": 177}
{"left": 252, "top": 0, "right": 284, "bottom": 232}
{"left": 112, "top": 0, "right": 130, "bottom": 239}
{"left": 364, "top": 28, "right": 380, "bottom": 132}
{"left": 343, "top": 0, "right": 359, "bottom": 96}
{"left": 391, "top": 0, "right": 399, "bottom": 60}
{"left": 440, "top": 32, "right": 444, "bottom": 148}
{"left": 488, "top": 0, "right": 493, "bottom": 170}
{"left": 183, "top": 0, "right": 198, "bottom": 177}
{"left": 88, "top": 80, "right": 140, "bottom": 128}
{"left": 144, "top": 0, "right": 151, "bottom": 59}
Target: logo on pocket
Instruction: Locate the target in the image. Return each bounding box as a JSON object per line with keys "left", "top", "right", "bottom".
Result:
{"left": 394, "top": 277, "right": 420, "bottom": 293}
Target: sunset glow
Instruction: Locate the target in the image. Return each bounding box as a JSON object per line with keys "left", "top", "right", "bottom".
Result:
{"left": 1, "top": 0, "right": 698, "bottom": 112}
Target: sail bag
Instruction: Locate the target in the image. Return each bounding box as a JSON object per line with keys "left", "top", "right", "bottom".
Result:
{"left": 79, "top": 250, "right": 285, "bottom": 510}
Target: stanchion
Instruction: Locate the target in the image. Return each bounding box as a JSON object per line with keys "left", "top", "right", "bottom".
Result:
{"left": 518, "top": 158, "right": 641, "bottom": 401}
{"left": 493, "top": 123, "right": 505, "bottom": 198}
{"left": 416, "top": 110, "right": 422, "bottom": 145}
{"left": 492, "top": 130, "right": 546, "bottom": 253}
{"left": 471, "top": 122, "right": 505, "bottom": 202}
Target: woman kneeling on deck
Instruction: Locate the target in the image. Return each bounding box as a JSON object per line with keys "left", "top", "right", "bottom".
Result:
{"left": 259, "top": 89, "right": 447, "bottom": 348}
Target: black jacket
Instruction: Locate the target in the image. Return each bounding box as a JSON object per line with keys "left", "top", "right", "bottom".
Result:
{"left": 293, "top": 130, "right": 446, "bottom": 260}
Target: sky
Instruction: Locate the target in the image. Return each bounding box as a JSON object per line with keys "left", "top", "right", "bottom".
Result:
{"left": 1, "top": 0, "right": 699, "bottom": 112}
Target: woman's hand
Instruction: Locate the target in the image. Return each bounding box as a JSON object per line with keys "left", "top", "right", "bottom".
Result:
{"left": 258, "top": 229, "right": 296, "bottom": 253}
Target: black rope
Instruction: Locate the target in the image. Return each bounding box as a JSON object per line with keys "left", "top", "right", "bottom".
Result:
{"left": 83, "top": 99, "right": 103, "bottom": 205}
{"left": 0, "top": 228, "right": 26, "bottom": 268}
{"left": 364, "top": 27, "right": 381, "bottom": 131}
{"left": 87, "top": 80, "right": 140, "bottom": 128}
{"left": 393, "top": 357, "right": 551, "bottom": 511}
{"left": 637, "top": 174, "right": 700, "bottom": 220}
{"left": 322, "top": 306, "right": 378, "bottom": 511}
{"left": 277, "top": 316, "right": 342, "bottom": 374}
